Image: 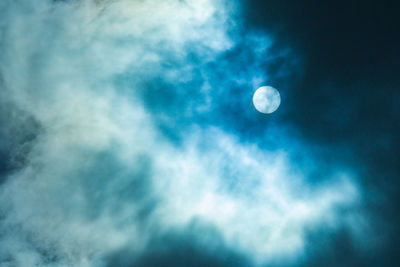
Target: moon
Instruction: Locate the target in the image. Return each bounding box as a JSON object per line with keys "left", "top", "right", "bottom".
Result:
{"left": 252, "top": 86, "right": 281, "bottom": 114}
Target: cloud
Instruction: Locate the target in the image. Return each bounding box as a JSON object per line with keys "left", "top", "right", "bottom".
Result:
{"left": 0, "top": 0, "right": 365, "bottom": 266}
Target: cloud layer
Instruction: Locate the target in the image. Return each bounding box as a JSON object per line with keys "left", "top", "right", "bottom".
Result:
{"left": 0, "top": 0, "right": 365, "bottom": 266}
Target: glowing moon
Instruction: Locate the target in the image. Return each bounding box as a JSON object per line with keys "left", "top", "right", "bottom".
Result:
{"left": 252, "top": 86, "right": 281, "bottom": 114}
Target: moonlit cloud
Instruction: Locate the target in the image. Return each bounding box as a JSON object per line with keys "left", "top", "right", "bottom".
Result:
{"left": 0, "top": 0, "right": 365, "bottom": 266}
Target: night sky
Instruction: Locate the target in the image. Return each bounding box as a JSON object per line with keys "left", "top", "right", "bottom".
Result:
{"left": 0, "top": 0, "right": 399, "bottom": 266}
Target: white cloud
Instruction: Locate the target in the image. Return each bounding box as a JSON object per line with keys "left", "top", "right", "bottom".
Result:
{"left": 0, "top": 0, "right": 364, "bottom": 266}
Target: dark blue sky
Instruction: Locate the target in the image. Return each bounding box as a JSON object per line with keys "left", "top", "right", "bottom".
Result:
{"left": 244, "top": 0, "right": 400, "bottom": 265}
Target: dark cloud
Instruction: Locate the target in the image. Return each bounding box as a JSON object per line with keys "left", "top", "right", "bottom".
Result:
{"left": 106, "top": 221, "right": 251, "bottom": 267}
{"left": 0, "top": 99, "right": 41, "bottom": 184}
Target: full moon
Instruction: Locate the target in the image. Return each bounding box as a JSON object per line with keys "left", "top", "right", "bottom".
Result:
{"left": 252, "top": 86, "right": 281, "bottom": 114}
